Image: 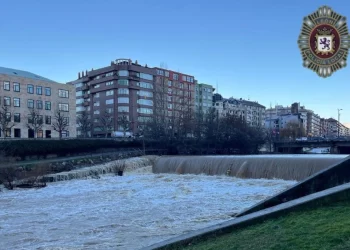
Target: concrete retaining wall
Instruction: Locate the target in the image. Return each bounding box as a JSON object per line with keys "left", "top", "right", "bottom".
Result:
{"left": 237, "top": 154, "right": 350, "bottom": 217}
{"left": 142, "top": 182, "right": 350, "bottom": 250}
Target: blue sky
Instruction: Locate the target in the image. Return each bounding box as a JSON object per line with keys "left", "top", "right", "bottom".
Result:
{"left": 1, "top": 0, "right": 350, "bottom": 124}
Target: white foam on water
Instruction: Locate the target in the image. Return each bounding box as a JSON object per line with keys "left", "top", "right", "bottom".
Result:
{"left": 0, "top": 170, "right": 296, "bottom": 250}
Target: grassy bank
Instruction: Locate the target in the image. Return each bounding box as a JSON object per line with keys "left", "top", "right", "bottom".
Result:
{"left": 183, "top": 200, "right": 350, "bottom": 250}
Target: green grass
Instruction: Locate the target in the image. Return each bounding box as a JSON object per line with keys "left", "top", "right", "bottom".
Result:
{"left": 181, "top": 200, "right": 350, "bottom": 250}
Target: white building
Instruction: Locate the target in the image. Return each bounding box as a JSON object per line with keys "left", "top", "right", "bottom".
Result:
{"left": 214, "top": 97, "right": 265, "bottom": 127}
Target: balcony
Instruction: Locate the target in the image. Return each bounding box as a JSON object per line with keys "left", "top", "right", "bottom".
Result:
{"left": 83, "top": 94, "right": 89, "bottom": 99}
{"left": 83, "top": 101, "right": 90, "bottom": 106}
{"left": 82, "top": 85, "right": 89, "bottom": 91}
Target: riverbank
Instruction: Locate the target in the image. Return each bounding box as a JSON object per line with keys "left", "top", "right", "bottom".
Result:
{"left": 184, "top": 199, "right": 350, "bottom": 250}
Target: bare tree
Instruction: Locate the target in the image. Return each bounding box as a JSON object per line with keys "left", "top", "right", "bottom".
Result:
{"left": 27, "top": 108, "right": 43, "bottom": 139}
{"left": 77, "top": 111, "right": 92, "bottom": 137}
{"left": 280, "top": 122, "right": 306, "bottom": 141}
{"left": 0, "top": 105, "right": 14, "bottom": 138}
{"left": 52, "top": 110, "right": 69, "bottom": 139}
{"left": 118, "top": 111, "right": 130, "bottom": 137}
{"left": 99, "top": 111, "right": 114, "bottom": 138}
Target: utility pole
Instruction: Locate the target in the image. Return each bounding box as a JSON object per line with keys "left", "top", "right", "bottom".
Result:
{"left": 269, "top": 102, "right": 272, "bottom": 152}
{"left": 338, "top": 108, "right": 343, "bottom": 137}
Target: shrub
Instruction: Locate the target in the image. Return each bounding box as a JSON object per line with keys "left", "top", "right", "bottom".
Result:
{"left": 0, "top": 139, "right": 143, "bottom": 159}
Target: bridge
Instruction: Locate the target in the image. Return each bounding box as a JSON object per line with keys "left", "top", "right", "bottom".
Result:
{"left": 273, "top": 139, "right": 350, "bottom": 154}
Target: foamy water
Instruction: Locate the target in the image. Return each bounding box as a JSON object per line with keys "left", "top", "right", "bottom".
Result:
{"left": 0, "top": 169, "right": 296, "bottom": 250}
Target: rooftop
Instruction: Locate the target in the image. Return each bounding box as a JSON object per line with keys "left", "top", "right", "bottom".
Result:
{"left": 0, "top": 66, "right": 57, "bottom": 83}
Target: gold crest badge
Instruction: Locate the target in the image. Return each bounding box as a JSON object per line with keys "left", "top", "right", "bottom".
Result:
{"left": 298, "top": 6, "right": 350, "bottom": 77}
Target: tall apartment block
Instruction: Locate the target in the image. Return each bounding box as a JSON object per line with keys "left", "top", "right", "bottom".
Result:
{"left": 0, "top": 67, "right": 76, "bottom": 138}
{"left": 194, "top": 82, "right": 215, "bottom": 114}
{"left": 68, "top": 59, "right": 196, "bottom": 137}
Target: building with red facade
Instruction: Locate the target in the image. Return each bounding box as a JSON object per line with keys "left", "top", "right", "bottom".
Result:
{"left": 67, "top": 59, "right": 196, "bottom": 137}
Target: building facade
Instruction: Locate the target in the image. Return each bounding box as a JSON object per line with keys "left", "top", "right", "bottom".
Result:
{"left": 0, "top": 67, "right": 76, "bottom": 138}
{"left": 194, "top": 82, "right": 215, "bottom": 114}
{"left": 213, "top": 97, "right": 265, "bottom": 127}
{"left": 69, "top": 59, "right": 196, "bottom": 137}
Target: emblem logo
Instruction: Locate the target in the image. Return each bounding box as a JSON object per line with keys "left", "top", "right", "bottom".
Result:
{"left": 298, "top": 6, "right": 350, "bottom": 77}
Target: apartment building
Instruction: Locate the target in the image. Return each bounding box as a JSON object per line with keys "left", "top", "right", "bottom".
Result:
{"left": 323, "top": 118, "right": 350, "bottom": 137}
{"left": 213, "top": 97, "right": 266, "bottom": 127}
{"left": 0, "top": 67, "right": 76, "bottom": 138}
{"left": 194, "top": 82, "right": 215, "bottom": 114}
{"left": 265, "top": 103, "right": 320, "bottom": 135}
{"left": 68, "top": 59, "right": 196, "bottom": 137}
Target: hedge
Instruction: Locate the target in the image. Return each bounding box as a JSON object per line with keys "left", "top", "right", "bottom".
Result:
{"left": 0, "top": 139, "right": 143, "bottom": 159}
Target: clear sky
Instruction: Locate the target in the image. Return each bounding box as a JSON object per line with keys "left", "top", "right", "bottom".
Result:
{"left": 1, "top": 0, "right": 350, "bottom": 124}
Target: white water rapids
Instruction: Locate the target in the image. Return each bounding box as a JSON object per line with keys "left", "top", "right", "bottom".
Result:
{"left": 0, "top": 163, "right": 296, "bottom": 250}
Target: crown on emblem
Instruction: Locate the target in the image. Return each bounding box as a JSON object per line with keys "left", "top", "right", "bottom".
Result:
{"left": 317, "top": 27, "right": 333, "bottom": 35}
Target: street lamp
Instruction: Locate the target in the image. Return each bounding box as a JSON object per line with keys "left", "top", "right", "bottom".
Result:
{"left": 338, "top": 108, "right": 343, "bottom": 138}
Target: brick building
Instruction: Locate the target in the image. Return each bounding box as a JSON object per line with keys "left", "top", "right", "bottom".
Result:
{"left": 0, "top": 66, "right": 76, "bottom": 138}
{"left": 68, "top": 59, "right": 196, "bottom": 137}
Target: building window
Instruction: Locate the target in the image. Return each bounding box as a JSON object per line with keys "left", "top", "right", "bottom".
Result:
{"left": 137, "top": 90, "right": 153, "bottom": 98}
{"left": 13, "top": 98, "right": 20, "bottom": 107}
{"left": 105, "top": 81, "right": 114, "bottom": 86}
{"left": 14, "top": 113, "right": 20, "bottom": 123}
{"left": 168, "top": 80, "right": 172, "bottom": 87}
{"left": 137, "top": 99, "right": 153, "bottom": 106}
{"left": 118, "top": 106, "right": 129, "bottom": 112}
{"left": 45, "top": 115, "right": 51, "bottom": 125}
{"left": 3, "top": 97, "right": 10, "bottom": 106}
{"left": 137, "top": 108, "right": 153, "bottom": 114}
{"left": 59, "top": 89, "right": 69, "bottom": 98}
{"left": 93, "top": 84, "right": 100, "bottom": 89}
{"left": 5, "top": 128, "right": 11, "bottom": 137}
{"left": 106, "top": 99, "right": 114, "bottom": 105}
{"left": 63, "top": 117, "right": 69, "bottom": 125}
{"left": 75, "top": 82, "right": 83, "bottom": 88}
{"left": 138, "top": 116, "right": 152, "bottom": 122}
{"left": 93, "top": 110, "right": 100, "bottom": 115}
{"left": 5, "top": 112, "right": 11, "bottom": 122}
{"left": 173, "top": 73, "right": 178, "bottom": 80}
{"left": 165, "top": 71, "right": 170, "bottom": 77}
{"left": 137, "top": 82, "right": 153, "bottom": 89}
{"left": 13, "top": 82, "right": 20, "bottom": 92}
{"left": 106, "top": 90, "right": 114, "bottom": 96}
{"left": 118, "top": 88, "right": 129, "bottom": 95}
{"left": 118, "top": 79, "right": 129, "bottom": 86}
{"left": 94, "top": 93, "right": 100, "bottom": 98}
{"left": 76, "top": 91, "right": 83, "bottom": 97}
{"left": 106, "top": 108, "right": 114, "bottom": 113}
{"left": 157, "top": 69, "right": 164, "bottom": 76}
{"left": 118, "top": 97, "right": 129, "bottom": 104}
{"left": 118, "top": 70, "right": 129, "bottom": 76}
{"left": 37, "top": 100, "right": 43, "bottom": 109}
{"left": 27, "top": 99, "right": 34, "bottom": 108}
{"left": 45, "top": 101, "right": 51, "bottom": 110}
{"left": 45, "top": 87, "right": 51, "bottom": 96}
{"left": 37, "top": 130, "right": 43, "bottom": 138}
{"left": 76, "top": 98, "right": 84, "bottom": 105}
{"left": 93, "top": 101, "right": 100, "bottom": 107}
{"left": 105, "top": 72, "right": 114, "bottom": 77}
{"left": 59, "top": 103, "right": 69, "bottom": 111}
{"left": 182, "top": 75, "right": 186, "bottom": 81}
{"left": 3, "top": 81, "right": 10, "bottom": 91}
{"left": 36, "top": 86, "right": 42, "bottom": 95}
{"left": 27, "top": 84, "right": 34, "bottom": 94}
{"left": 140, "top": 73, "right": 153, "bottom": 81}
